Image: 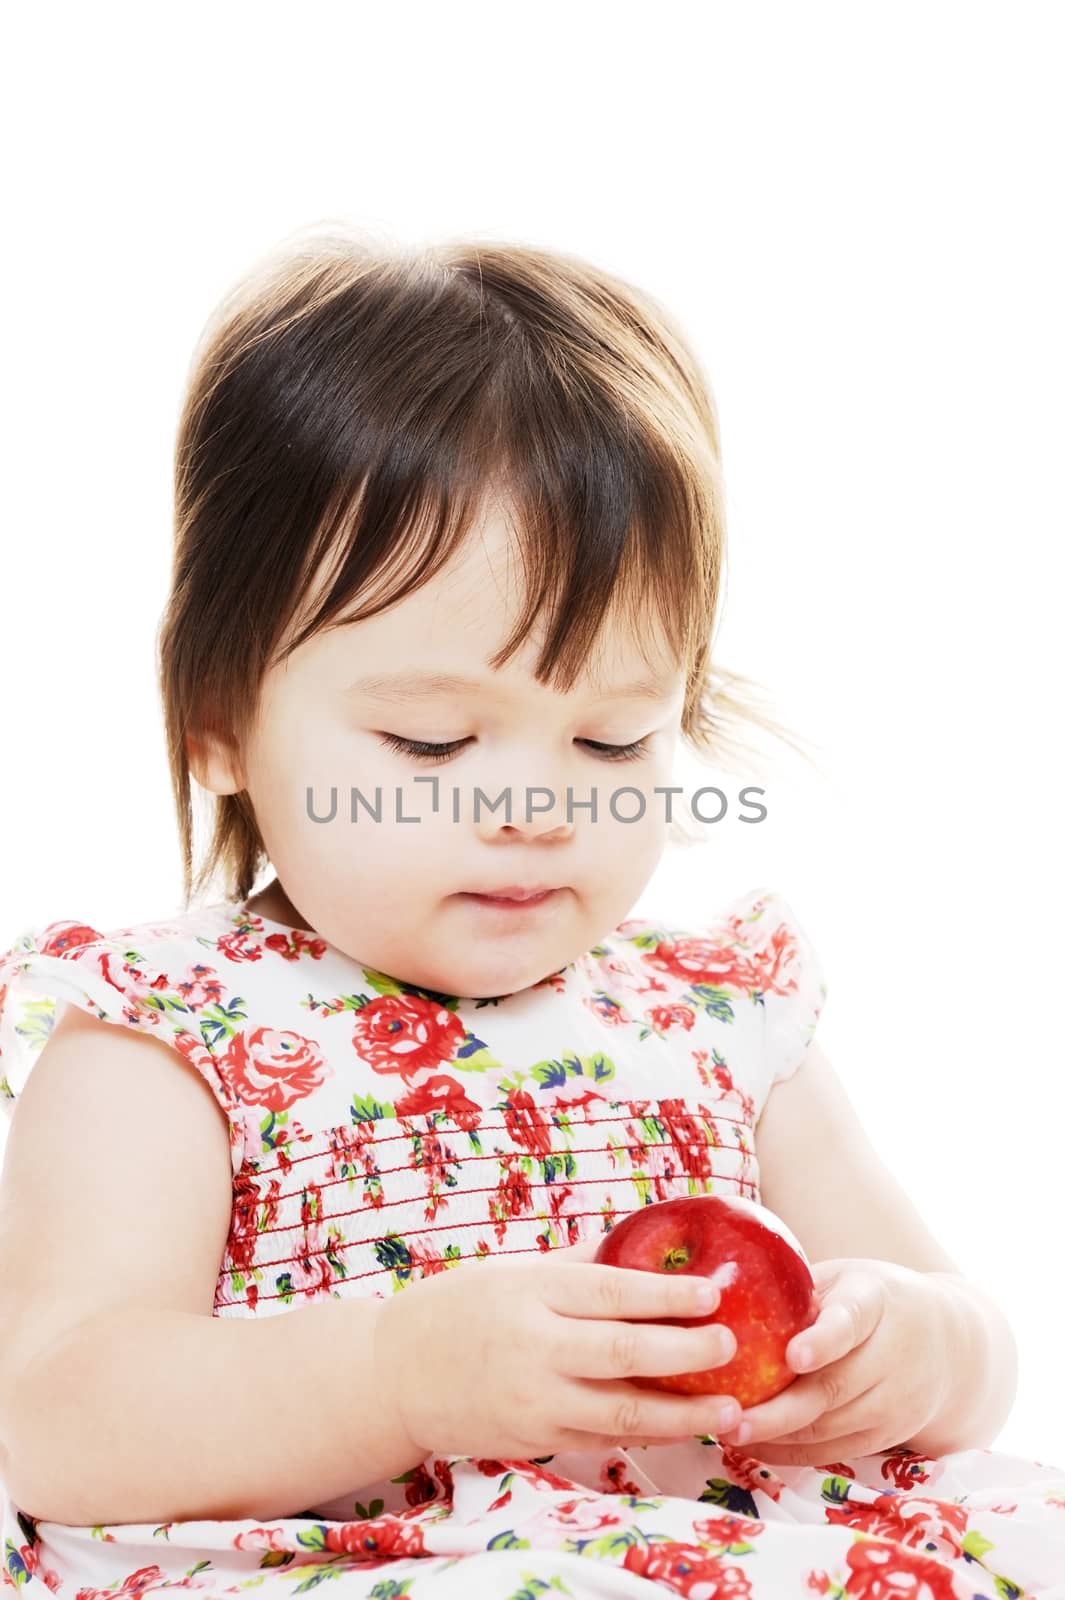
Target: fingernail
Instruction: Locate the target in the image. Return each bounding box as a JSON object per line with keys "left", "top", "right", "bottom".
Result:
{"left": 717, "top": 1401, "right": 741, "bottom": 1430}
{"left": 791, "top": 1342, "right": 813, "bottom": 1370}
{"left": 693, "top": 1283, "right": 719, "bottom": 1309}
{"left": 733, "top": 1422, "right": 753, "bottom": 1444}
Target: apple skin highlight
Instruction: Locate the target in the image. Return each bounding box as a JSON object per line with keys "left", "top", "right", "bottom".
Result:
{"left": 593, "top": 1193, "right": 821, "bottom": 1407}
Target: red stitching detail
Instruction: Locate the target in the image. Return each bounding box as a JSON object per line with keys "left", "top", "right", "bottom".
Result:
{"left": 245, "top": 1105, "right": 754, "bottom": 1179}
{"left": 241, "top": 1133, "right": 754, "bottom": 1212}
{"left": 220, "top": 1165, "right": 758, "bottom": 1280}
{"left": 215, "top": 1187, "right": 759, "bottom": 1308}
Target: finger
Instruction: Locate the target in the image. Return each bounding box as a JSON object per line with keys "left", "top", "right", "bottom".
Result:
{"left": 736, "top": 1378, "right": 887, "bottom": 1448}
{"left": 785, "top": 1269, "right": 886, "bottom": 1375}
{"left": 554, "top": 1314, "right": 737, "bottom": 1382}
{"left": 722, "top": 1334, "right": 886, "bottom": 1446}
{"left": 717, "top": 1378, "right": 822, "bottom": 1449}
{"left": 562, "top": 1378, "right": 745, "bottom": 1444}
{"left": 734, "top": 1419, "right": 895, "bottom": 1468}
{"left": 542, "top": 1262, "right": 723, "bottom": 1322}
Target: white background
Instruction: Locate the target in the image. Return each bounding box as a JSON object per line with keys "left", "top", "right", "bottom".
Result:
{"left": 1, "top": 3, "right": 1062, "bottom": 1463}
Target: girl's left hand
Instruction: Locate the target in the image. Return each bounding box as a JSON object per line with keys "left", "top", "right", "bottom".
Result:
{"left": 715, "top": 1257, "right": 954, "bottom": 1466}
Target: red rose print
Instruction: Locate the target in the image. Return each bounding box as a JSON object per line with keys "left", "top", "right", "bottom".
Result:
{"left": 826, "top": 1491, "right": 968, "bottom": 1562}
{"left": 225, "top": 1170, "right": 262, "bottom": 1276}
{"left": 321, "top": 1516, "right": 428, "bottom": 1555}
{"left": 173, "top": 962, "right": 225, "bottom": 1010}
{"left": 644, "top": 913, "right": 808, "bottom": 1000}
{"left": 96, "top": 951, "right": 172, "bottom": 1016}
{"left": 492, "top": 1154, "right": 533, "bottom": 1238}
{"left": 502, "top": 1086, "right": 554, "bottom": 1156}
{"left": 644, "top": 932, "right": 764, "bottom": 989}
{"left": 264, "top": 929, "right": 329, "bottom": 962}
{"left": 38, "top": 921, "right": 102, "bottom": 958}
{"left": 601, "top": 1456, "right": 644, "bottom": 1496}
{"left": 393, "top": 1073, "right": 482, "bottom": 1128}
{"left": 402, "top": 1460, "right": 440, "bottom": 1507}
{"left": 656, "top": 1097, "right": 714, "bottom": 1179}
{"left": 220, "top": 1026, "right": 330, "bottom": 1110}
{"left": 881, "top": 1446, "right": 933, "bottom": 1487}
{"left": 839, "top": 1535, "right": 958, "bottom": 1599}
{"left": 693, "top": 1511, "right": 765, "bottom": 1544}
{"left": 216, "top": 925, "right": 268, "bottom": 963}
{"left": 73, "top": 1566, "right": 168, "bottom": 1599}
{"left": 353, "top": 993, "right": 466, "bottom": 1080}
{"left": 648, "top": 1002, "right": 696, "bottom": 1032}
{"left": 743, "top": 919, "right": 807, "bottom": 996}
{"left": 623, "top": 1540, "right": 751, "bottom": 1597}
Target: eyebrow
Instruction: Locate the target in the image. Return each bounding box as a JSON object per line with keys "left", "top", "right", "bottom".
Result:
{"left": 344, "top": 669, "right": 679, "bottom": 703}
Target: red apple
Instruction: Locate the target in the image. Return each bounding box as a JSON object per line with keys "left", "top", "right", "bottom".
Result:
{"left": 594, "top": 1193, "right": 820, "bottom": 1407}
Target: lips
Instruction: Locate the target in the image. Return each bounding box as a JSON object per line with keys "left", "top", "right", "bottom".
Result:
{"left": 461, "top": 886, "right": 563, "bottom": 910}
{"left": 470, "top": 885, "right": 559, "bottom": 901}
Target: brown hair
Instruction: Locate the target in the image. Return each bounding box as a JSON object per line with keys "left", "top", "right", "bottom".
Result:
{"left": 158, "top": 223, "right": 815, "bottom": 909}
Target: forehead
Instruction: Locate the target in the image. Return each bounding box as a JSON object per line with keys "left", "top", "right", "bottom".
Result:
{"left": 289, "top": 495, "right": 684, "bottom": 697}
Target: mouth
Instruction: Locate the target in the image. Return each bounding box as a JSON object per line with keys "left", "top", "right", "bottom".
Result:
{"left": 460, "top": 887, "right": 562, "bottom": 910}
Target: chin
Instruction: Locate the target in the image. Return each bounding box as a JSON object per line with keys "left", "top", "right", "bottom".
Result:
{"left": 455, "top": 965, "right": 542, "bottom": 1001}
{"left": 442, "top": 948, "right": 558, "bottom": 1000}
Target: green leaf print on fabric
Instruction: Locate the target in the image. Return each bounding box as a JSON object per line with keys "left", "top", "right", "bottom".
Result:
{"left": 528, "top": 1053, "right": 615, "bottom": 1090}
{"left": 362, "top": 970, "right": 415, "bottom": 1001}
{"left": 276, "top": 1268, "right": 342, "bottom": 1306}
{"left": 693, "top": 1476, "right": 762, "bottom": 1517}
{"left": 191, "top": 996, "right": 251, "bottom": 1048}
{"left": 686, "top": 983, "right": 739, "bottom": 1022}
{"left": 501, "top": 1578, "right": 576, "bottom": 1600}
{"left": 260, "top": 1108, "right": 297, "bottom": 1153}
{"left": 508, "top": 1150, "right": 579, "bottom": 1188}
{"left": 351, "top": 1092, "right": 395, "bottom": 1122}
{"left": 452, "top": 1036, "right": 503, "bottom": 1071}
{"left": 373, "top": 1232, "right": 464, "bottom": 1286}
{"left": 3, "top": 1535, "right": 30, "bottom": 1590}
{"left": 6, "top": 995, "right": 55, "bottom": 1056}
{"left": 354, "top": 1498, "right": 386, "bottom": 1520}
{"left": 486, "top": 1530, "right": 532, "bottom": 1552}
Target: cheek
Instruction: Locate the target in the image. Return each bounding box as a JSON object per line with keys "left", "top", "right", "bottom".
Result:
{"left": 244, "top": 727, "right": 350, "bottom": 861}
{"left": 590, "top": 759, "right": 675, "bottom": 847}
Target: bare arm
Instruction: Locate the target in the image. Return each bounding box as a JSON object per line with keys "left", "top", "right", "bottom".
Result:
{"left": 0, "top": 1002, "right": 424, "bottom": 1523}
{"left": 5, "top": 1292, "right": 428, "bottom": 1516}
{"left": 901, "top": 1270, "right": 1019, "bottom": 1455}
{"left": 3, "top": 1295, "right": 425, "bottom": 1524}
{"left": 756, "top": 1040, "right": 1019, "bottom": 1452}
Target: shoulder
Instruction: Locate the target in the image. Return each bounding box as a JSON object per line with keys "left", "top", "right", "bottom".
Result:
{"left": 0, "top": 900, "right": 240, "bottom": 1050}
{"left": 609, "top": 885, "right": 824, "bottom": 997}
{"left": 0, "top": 900, "right": 253, "bottom": 1172}
{"left": 600, "top": 885, "right": 828, "bottom": 1105}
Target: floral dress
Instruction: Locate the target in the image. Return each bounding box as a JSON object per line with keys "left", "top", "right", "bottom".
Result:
{"left": 1, "top": 885, "right": 1063, "bottom": 1600}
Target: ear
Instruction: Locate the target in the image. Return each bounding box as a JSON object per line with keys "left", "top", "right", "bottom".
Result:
{"left": 186, "top": 727, "right": 245, "bottom": 796}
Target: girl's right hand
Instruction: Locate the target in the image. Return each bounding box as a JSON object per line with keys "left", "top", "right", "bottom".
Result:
{"left": 371, "top": 1234, "right": 741, "bottom": 1459}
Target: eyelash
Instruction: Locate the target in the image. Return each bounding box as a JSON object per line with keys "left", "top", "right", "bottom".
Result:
{"left": 378, "top": 733, "right": 653, "bottom": 765}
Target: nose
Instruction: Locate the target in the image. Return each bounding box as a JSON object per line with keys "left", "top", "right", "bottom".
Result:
{"left": 472, "top": 778, "right": 576, "bottom": 842}
{"left": 499, "top": 812, "right": 574, "bottom": 842}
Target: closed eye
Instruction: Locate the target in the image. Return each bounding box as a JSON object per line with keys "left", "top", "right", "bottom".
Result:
{"left": 377, "top": 734, "right": 653, "bottom": 765}
{"left": 579, "top": 737, "right": 652, "bottom": 762}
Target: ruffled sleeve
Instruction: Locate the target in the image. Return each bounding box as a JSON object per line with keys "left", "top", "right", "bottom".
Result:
{"left": 720, "top": 886, "right": 829, "bottom": 1096}
{"left": 0, "top": 917, "right": 247, "bottom": 1175}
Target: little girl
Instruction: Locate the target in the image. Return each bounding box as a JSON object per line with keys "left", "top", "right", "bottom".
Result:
{"left": 1, "top": 229, "right": 1062, "bottom": 1598}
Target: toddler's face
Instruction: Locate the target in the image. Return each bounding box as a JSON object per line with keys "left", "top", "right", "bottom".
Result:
{"left": 206, "top": 501, "right": 686, "bottom": 998}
